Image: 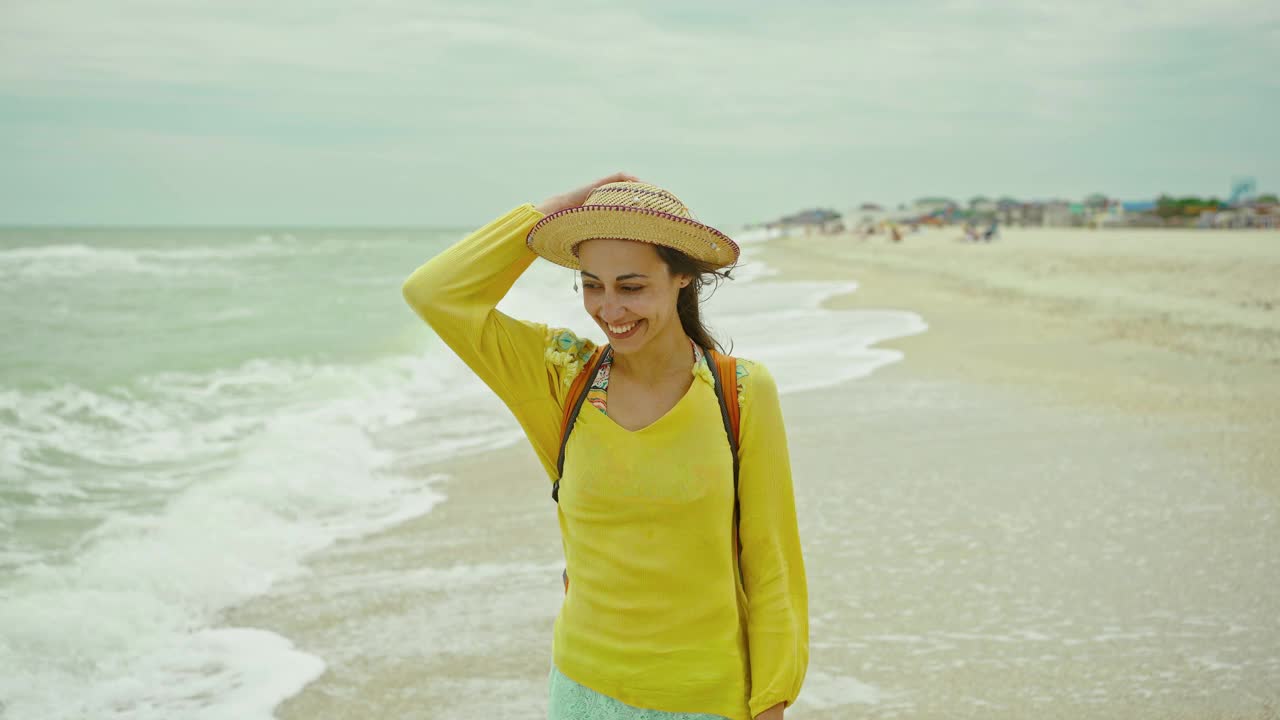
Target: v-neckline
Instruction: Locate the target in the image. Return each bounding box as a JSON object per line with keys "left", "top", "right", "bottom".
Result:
{"left": 599, "top": 374, "right": 697, "bottom": 435}
{"left": 593, "top": 342, "right": 702, "bottom": 435}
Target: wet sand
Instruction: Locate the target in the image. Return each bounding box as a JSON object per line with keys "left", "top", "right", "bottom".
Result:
{"left": 229, "top": 227, "right": 1280, "bottom": 719}
{"left": 756, "top": 227, "right": 1280, "bottom": 718}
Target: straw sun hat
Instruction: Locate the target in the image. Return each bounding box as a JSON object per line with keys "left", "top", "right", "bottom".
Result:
{"left": 525, "top": 181, "right": 740, "bottom": 271}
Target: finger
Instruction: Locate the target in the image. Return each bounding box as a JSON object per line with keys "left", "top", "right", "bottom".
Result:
{"left": 600, "top": 171, "right": 636, "bottom": 185}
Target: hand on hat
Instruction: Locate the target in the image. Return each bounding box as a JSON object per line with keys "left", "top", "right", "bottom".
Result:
{"left": 535, "top": 172, "right": 641, "bottom": 215}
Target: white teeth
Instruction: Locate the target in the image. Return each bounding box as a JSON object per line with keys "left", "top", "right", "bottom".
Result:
{"left": 608, "top": 321, "right": 637, "bottom": 334}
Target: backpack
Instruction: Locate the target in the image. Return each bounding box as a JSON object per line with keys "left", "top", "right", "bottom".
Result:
{"left": 552, "top": 343, "right": 742, "bottom": 593}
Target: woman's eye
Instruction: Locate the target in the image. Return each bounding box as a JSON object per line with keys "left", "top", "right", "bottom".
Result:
{"left": 621, "top": 286, "right": 642, "bottom": 293}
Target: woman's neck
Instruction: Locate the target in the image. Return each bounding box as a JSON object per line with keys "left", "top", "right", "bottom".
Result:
{"left": 611, "top": 327, "right": 693, "bottom": 386}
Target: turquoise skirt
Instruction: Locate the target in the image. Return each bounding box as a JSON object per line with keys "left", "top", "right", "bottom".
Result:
{"left": 548, "top": 666, "right": 731, "bottom": 720}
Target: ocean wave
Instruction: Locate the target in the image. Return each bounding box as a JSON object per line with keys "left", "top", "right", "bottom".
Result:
{"left": 0, "top": 226, "right": 929, "bottom": 719}
{"left": 0, "top": 239, "right": 297, "bottom": 280}
{"left": 0, "top": 347, "right": 486, "bottom": 720}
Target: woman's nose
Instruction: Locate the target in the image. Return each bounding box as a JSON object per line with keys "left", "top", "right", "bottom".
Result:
{"left": 600, "top": 296, "right": 628, "bottom": 322}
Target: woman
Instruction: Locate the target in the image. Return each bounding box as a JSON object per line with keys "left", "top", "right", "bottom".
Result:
{"left": 402, "top": 173, "right": 807, "bottom": 720}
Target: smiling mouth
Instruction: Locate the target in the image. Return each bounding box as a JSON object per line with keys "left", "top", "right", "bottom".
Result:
{"left": 605, "top": 320, "right": 642, "bottom": 338}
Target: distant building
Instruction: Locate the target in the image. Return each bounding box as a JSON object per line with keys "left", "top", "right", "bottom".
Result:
{"left": 766, "top": 208, "right": 844, "bottom": 235}
{"left": 1201, "top": 204, "right": 1279, "bottom": 229}
{"left": 1041, "top": 201, "right": 1079, "bottom": 227}
{"left": 1112, "top": 200, "right": 1162, "bottom": 227}
{"left": 912, "top": 197, "right": 959, "bottom": 221}
{"left": 848, "top": 202, "right": 898, "bottom": 230}
{"left": 968, "top": 197, "right": 997, "bottom": 216}
{"left": 1122, "top": 201, "right": 1157, "bottom": 213}
{"left": 1011, "top": 203, "right": 1043, "bottom": 226}
{"left": 995, "top": 198, "right": 1036, "bottom": 226}
{"left": 752, "top": 188, "right": 1276, "bottom": 238}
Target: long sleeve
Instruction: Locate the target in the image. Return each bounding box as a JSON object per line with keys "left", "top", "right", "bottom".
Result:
{"left": 401, "top": 202, "right": 596, "bottom": 480}
{"left": 735, "top": 361, "right": 809, "bottom": 717}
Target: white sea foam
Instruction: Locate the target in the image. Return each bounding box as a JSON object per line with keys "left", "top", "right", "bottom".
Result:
{"left": 0, "top": 350, "right": 498, "bottom": 719}
{"left": 0, "top": 240, "right": 295, "bottom": 280}
{"left": 0, "top": 224, "right": 926, "bottom": 720}
{"left": 794, "top": 671, "right": 893, "bottom": 709}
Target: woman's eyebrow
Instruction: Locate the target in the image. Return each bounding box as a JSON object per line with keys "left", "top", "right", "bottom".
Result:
{"left": 580, "top": 272, "right": 649, "bottom": 281}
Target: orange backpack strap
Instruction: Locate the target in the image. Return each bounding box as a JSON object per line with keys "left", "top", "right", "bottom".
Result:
{"left": 706, "top": 349, "right": 741, "bottom": 487}
{"left": 706, "top": 348, "right": 744, "bottom": 586}
{"left": 712, "top": 351, "right": 741, "bottom": 451}
{"left": 554, "top": 344, "right": 608, "bottom": 502}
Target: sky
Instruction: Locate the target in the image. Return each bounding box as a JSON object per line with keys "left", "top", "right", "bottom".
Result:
{"left": 1, "top": 0, "right": 1277, "bottom": 226}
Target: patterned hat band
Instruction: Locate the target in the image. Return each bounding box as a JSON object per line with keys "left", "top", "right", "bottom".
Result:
{"left": 526, "top": 181, "right": 741, "bottom": 271}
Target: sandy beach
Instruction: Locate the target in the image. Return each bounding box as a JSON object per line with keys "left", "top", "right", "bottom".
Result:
{"left": 228, "top": 226, "right": 1280, "bottom": 719}
{"left": 8, "top": 3, "right": 1279, "bottom": 717}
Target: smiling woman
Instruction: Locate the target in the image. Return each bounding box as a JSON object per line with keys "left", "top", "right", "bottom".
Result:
{"left": 579, "top": 250, "right": 674, "bottom": 343}
{"left": 402, "top": 173, "right": 807, "bottom": 720}
{"left": 578, "top": 240, "right": 730, "bottom": 353}
{"left": 573, "top": 239, "right": 723, "bottom": 434}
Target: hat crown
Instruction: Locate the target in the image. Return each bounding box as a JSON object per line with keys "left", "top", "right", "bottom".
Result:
{"left": 526, "top": 180, "right": 739, "bottom": 271}
{"left": 583, "top": 181, "right": 695, "bottom": 220}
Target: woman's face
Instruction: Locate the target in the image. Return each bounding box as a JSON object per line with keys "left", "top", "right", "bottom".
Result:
{"left": 576, "top": 239, "right": 690, "bottom": 352}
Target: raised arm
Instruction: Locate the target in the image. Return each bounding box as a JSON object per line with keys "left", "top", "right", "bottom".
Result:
{"left": 400, "top": 173, "right": 639, "bottom": 477}
{"left": 402, "top": 203, "right": 551, "bottom": 405}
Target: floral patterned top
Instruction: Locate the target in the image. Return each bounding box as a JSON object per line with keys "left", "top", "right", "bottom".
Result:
{"left": 585, "top": 339, "right": 751, "bottom": 416}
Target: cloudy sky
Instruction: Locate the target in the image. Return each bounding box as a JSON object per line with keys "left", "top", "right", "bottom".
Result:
{"left": 1, "top": 0, "right": 1277, "bottom": 226}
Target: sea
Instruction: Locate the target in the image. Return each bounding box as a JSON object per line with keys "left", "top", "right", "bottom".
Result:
{"left": 0, "top": 217, "right": 926, "bottom": 719}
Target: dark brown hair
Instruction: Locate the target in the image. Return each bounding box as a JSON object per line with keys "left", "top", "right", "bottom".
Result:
{"left": 654, "top": 245, "right": 735, "bottom": 355}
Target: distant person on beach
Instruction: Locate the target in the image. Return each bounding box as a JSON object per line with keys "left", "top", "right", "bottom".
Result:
{"left": 403, "top": 173, "right": 808, "bottom": 720}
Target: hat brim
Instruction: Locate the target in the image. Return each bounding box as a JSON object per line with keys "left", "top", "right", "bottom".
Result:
{"left": 526, "top": 205, "right": 740, "bottom": 271}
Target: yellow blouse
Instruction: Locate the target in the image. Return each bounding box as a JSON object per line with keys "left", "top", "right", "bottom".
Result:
{"left": 401, "top": 203, "right": 808, "bottom": 719}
